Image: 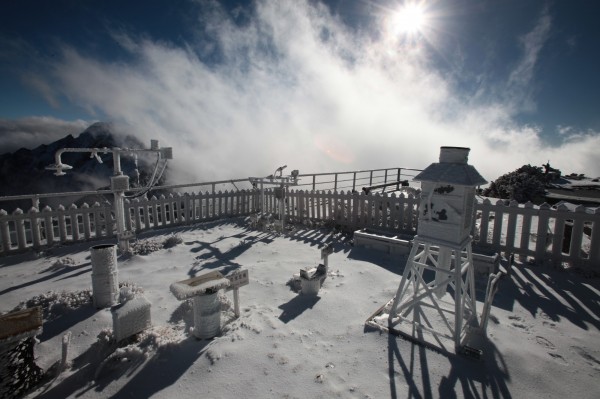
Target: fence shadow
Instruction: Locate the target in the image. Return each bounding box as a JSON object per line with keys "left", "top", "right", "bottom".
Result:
{"left": 491, "top": 263, "right": 600, "bottom": 331}
{"left": 0, "top": 263, "right": 91, "bottom": 296}
{"left": 387, "top": 333, "right": 512, "bottom": 399}
{"left": 184, "top": 229, "right": 276, "bottom": 277}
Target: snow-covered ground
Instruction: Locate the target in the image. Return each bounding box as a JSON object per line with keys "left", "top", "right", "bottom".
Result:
{"left": 1, "top": 218, "right": 599, "bottom": 398}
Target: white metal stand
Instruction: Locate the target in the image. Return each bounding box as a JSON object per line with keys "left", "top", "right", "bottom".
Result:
{"left": 249, "top": 166, "right": 299, "bottom": 231}
{"left": 388, "top": 236, "right": 479, "bottom": 352}
{"left": 46, "top": 140, "right": 172, "bottom": 252}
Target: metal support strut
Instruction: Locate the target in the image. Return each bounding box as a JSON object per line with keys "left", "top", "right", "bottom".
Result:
{"left": 387, "top": 236, "right": 479, "bottom": 353}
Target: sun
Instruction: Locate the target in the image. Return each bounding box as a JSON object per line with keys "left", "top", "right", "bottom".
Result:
{"left": 389, "top": 2, "right": 427, "bottom": 36}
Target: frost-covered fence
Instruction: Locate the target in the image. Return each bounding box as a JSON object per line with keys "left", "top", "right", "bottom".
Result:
{"left": 2, "top": 186, "right": 599, "bottom": 269}
{"left": 473, "top": 199, "right": 600, "bottom": 268}
{"left": 275, "top": 190, "right": 600, "bottom": 269}
{"left": 0, "top": 190, "right": 259, "bottom": 255}
{"left": 281, "top": 190, "right": 420, "bottom": 235}
{"left": 124, "top": 190, "right": 258, "bottom": 232}
{"left": 0, "top": 202, "right": 114, "bottom": 253}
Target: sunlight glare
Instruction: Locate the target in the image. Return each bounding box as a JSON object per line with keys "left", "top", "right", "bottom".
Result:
{"left": 391, "top": 2, "right": 426, "bottom": 35}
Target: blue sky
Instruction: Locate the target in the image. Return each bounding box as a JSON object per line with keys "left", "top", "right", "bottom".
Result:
{"left": 1, "top": 0, "right": 599, "bottom": 181}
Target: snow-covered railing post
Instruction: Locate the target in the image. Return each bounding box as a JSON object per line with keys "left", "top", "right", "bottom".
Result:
{"left": 534, "top": 203, "right": 552, "bottom": 265}
{"left": 0, "top": 210, "right": 10, "bottom": 253}
{"left": 184, "top": 193, "right": 192, "bottom": 224}
{"left": 518, "top": 202, "right": 536, "bottom": 261}
{"left": 14, "top": 209, "right": 26, "bottom": 251}
{"left": 91, "top": 203, "right": 102, "bottom": 238}
{"left": 57, "top": 205, "right": 67, "bottom": 243}
{"left": 569, "top": 205, "right": 587, "bottom": 266}
{"left": 42, "top": 206, "right": 54, "bottom": 245}
{"left": 158, "top": 195, "right": 167, "bottom": 226}
{"left": 69, "top": 204, "right": 80, "bottom": 242}
{"left": 81, "top": 203, "right": 91, "bottom": 240}
{"left": 141, "top": 198, "right": 151, "bottom": 229}
{"left": 28, "top": 207, "right": 41, "bottom": 249}
{"left": 131, "top": 198, "right": 142, "bottom": 231}
{"left": 591, "top": 208, "right": 600, "bottom": 268}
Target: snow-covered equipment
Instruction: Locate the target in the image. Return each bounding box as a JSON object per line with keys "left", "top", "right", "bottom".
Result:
{"left": 298, "top": 244, "right": 333, "bottom": 295}
{"left": 170, "top": 271, "right": 231, "bottom": 339}
{"left": 366, "top": 147, "right": 490, "bottom": 355}
{"left": 45, "top": 140, "right": 173, "bottom": 251}
{"left": 111, "top": 297, "right": 152, "bottom": 342}
{"left": 90, "top": 244, "right": 119, "bottom": 308}
{"left": 249, "top": 166, "right": 299, "bottom": 231}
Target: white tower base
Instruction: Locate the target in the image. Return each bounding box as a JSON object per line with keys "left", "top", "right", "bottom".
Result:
{"left": 387, "top": 236, "right": 479, "bottom": 353}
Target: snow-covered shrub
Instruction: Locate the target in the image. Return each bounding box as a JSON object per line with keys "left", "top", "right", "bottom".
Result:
{"left": 118, "top": 281, "right": 144, "bottom": 303}
{"left": 163, "top": 234, "right": 183, "bottom": 249}
{"left": 42, "top": 256, "right": 78, "bottom": 272}
{"left": 129, "top": 238, "right": 163, "bottom": 255}
{"left": 129, "top": 234, "right": 183, "bottom": 255}
{"left": 13, "top": 290, "right": 92, "bottom": 320}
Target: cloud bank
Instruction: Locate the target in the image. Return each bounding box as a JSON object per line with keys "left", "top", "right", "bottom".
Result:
{"left": 0, "top": 117, "right": 90, "bottom": 154}
{"left": 34, "top": 0, "right": 600, "bottom": 182}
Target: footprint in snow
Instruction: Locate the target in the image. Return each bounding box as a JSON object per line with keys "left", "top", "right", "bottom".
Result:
{"left": 571, "top": 346, "right": 600, "bottom": 370}
{"left": 548, "top": 352, "right": 569, "bottom": 365}
{"left": 535, "top": 336, "right": 555, "bottom": 350}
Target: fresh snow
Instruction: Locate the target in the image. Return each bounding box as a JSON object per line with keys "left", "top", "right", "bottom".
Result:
{"left": 1, "top": 218, "right": 599, "bottom": 398}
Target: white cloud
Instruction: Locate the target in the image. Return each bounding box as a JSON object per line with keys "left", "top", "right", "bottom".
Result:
{"left": 34, "top": 0, "right": 600, "bottom": 183}
{"left": 506, "top": 6, "right": 552, "bottom": 113}
{"left": 0, "top": 117, "right": 91, "bottom": 154}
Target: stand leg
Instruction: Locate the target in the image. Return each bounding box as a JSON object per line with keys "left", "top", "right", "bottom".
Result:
{"left": 234, "top": 288, "right": 240, "bottom": 317}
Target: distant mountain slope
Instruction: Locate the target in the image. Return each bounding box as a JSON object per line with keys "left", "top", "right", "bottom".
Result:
{"left": 0, "top": 122, "right": 159, "bottom": 210}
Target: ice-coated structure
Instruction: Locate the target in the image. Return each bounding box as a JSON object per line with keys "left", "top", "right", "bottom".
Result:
{"left": 386, "top": 146, "right": 488, "bottom": 355}
{"left": 170, "top": 271, "right": 231, "bottom": 339}
{"left": 90, "top": 244, "right": 119, "bottom": 308}
{"left": 111, "top": 297, "right": 152, "bottom": 342}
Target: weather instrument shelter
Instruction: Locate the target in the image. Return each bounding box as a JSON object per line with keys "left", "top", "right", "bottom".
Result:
{"left": 367, "top": 146, "right": 488, "bottom": 355}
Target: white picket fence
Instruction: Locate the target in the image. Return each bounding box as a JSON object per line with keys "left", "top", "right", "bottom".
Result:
{"left": 263, "top": 190, "right": 600, "bottom": 268}
{"left": 0, "top": 190, "right": 259, "bottom": 254}
{"left": 1, "top": 188, "right": 598, "bottom": 269}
